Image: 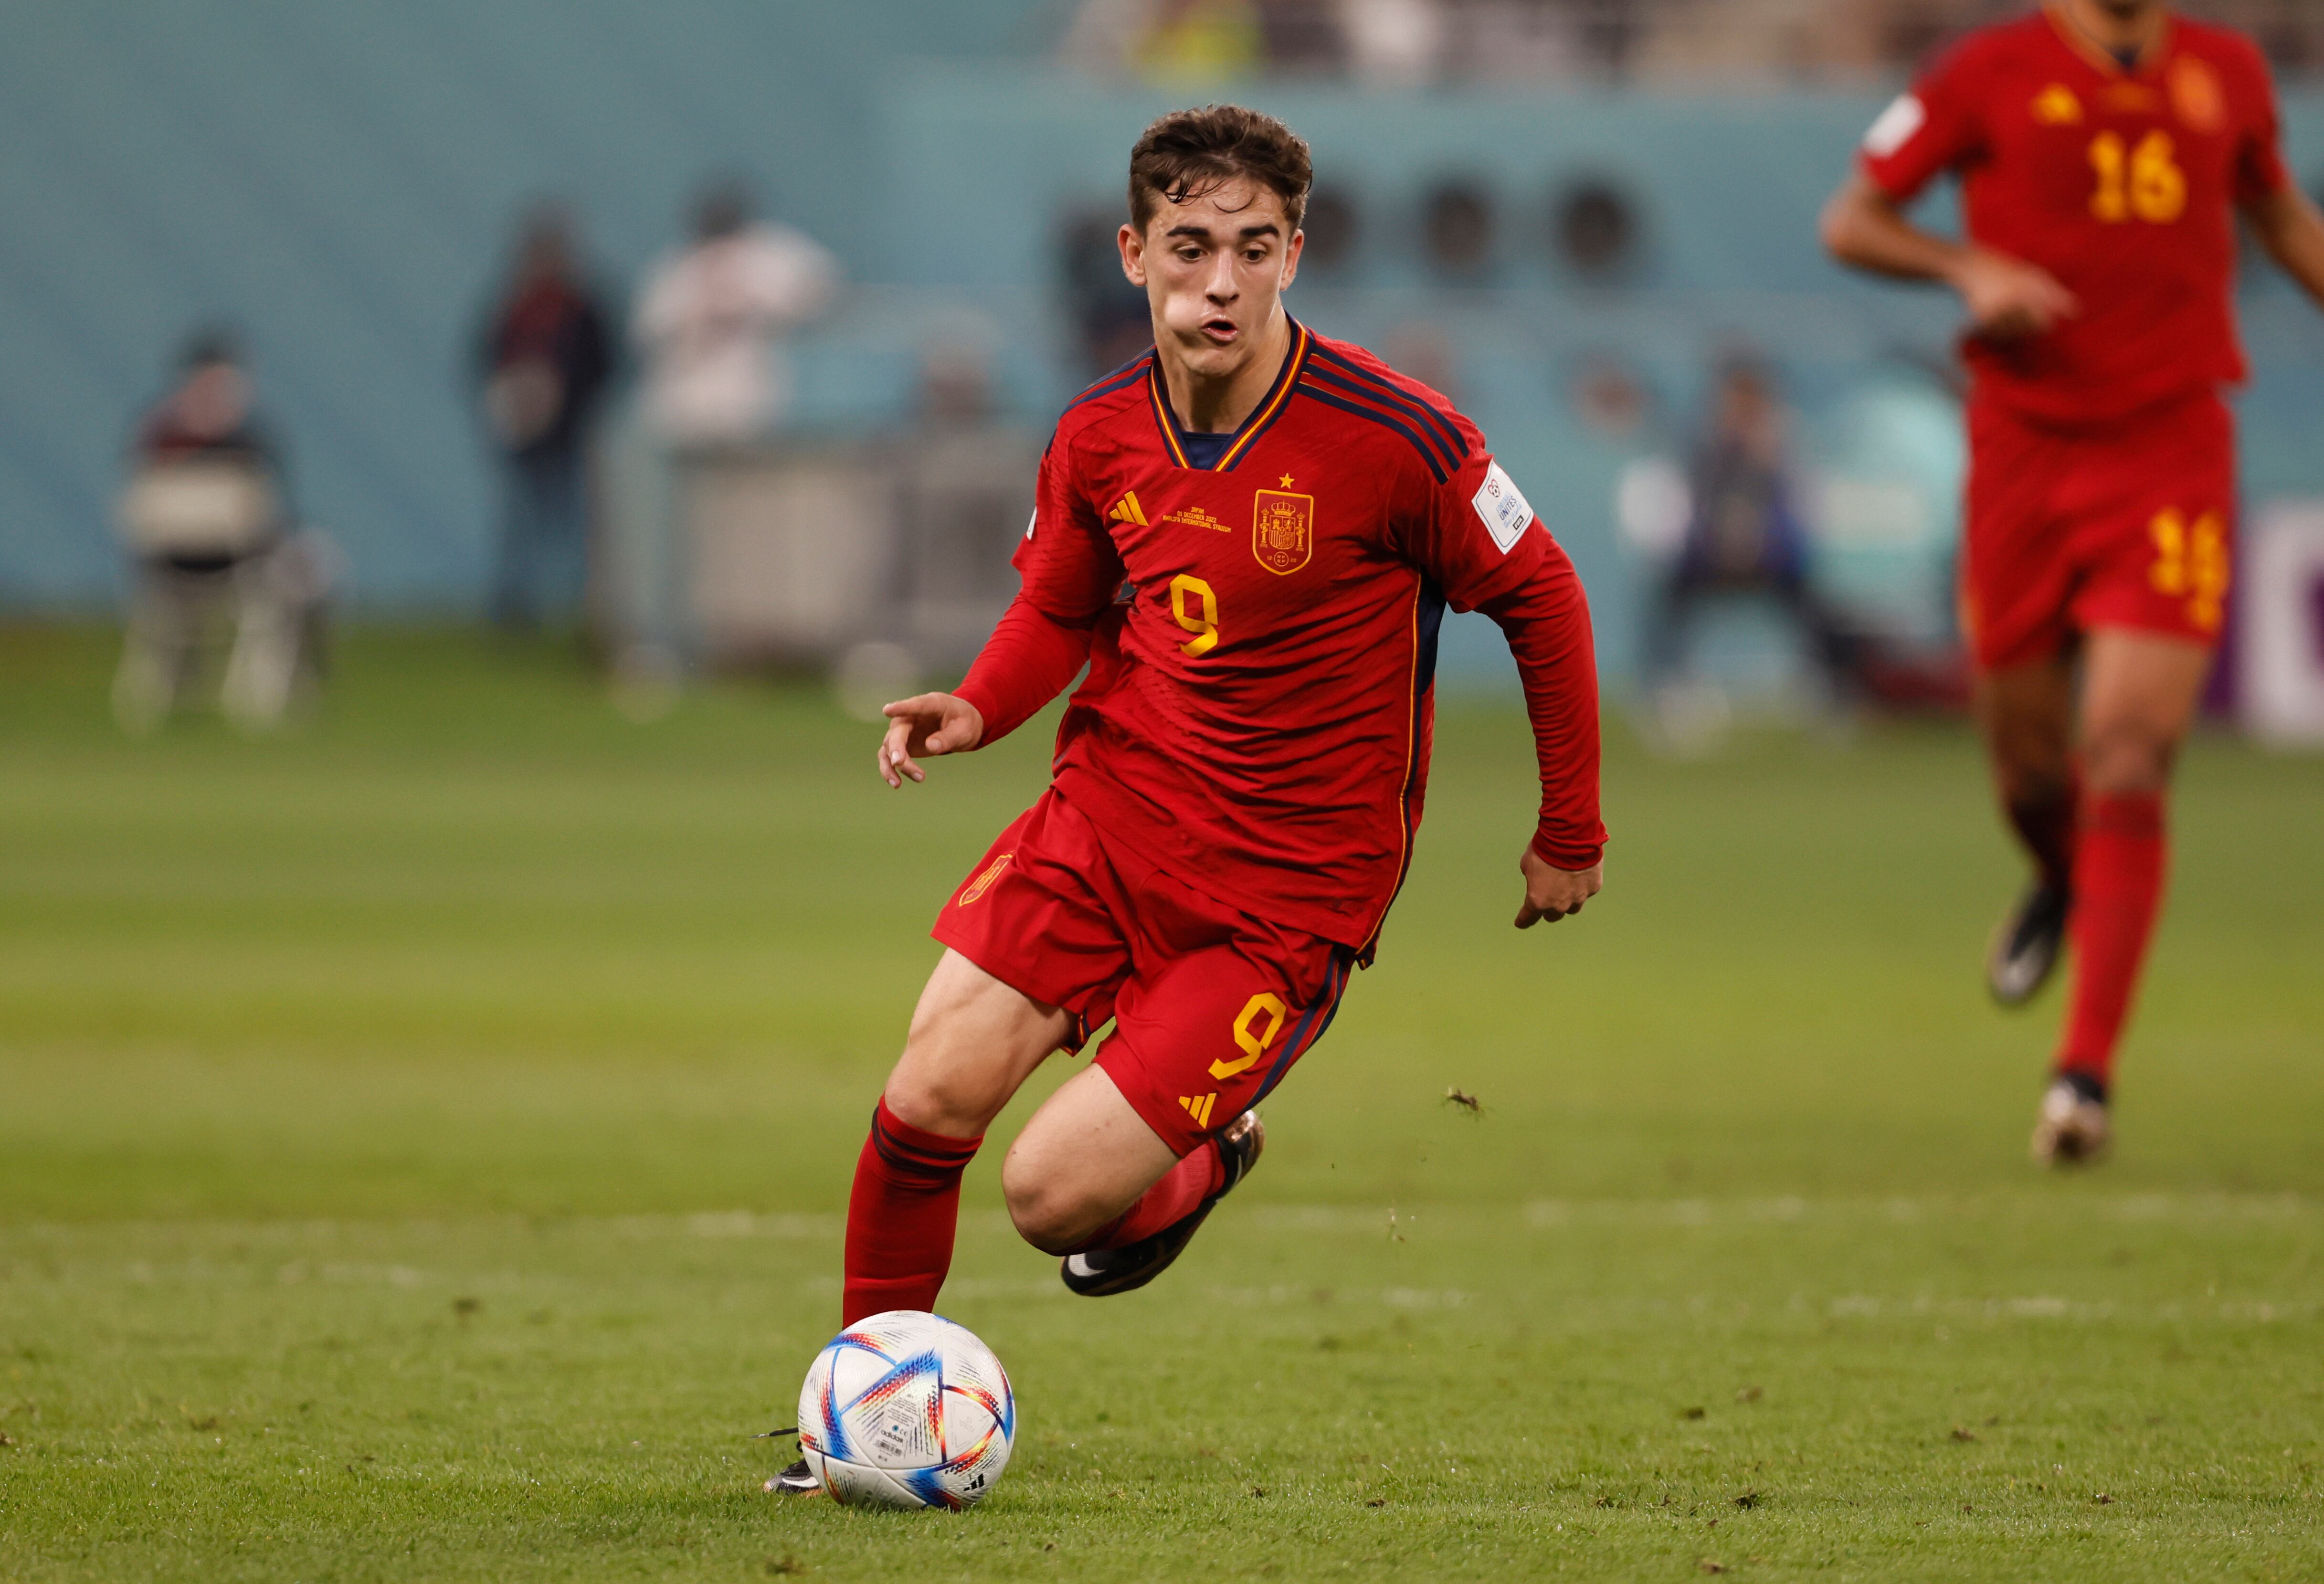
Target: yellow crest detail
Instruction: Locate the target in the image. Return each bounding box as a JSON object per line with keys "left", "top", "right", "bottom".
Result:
{"left": 1108, "top": 491, "right": 1149, "bottom": 527}
{"left": 2031, "top": 83, "right": 2082, "bottom": 125}
{"left": 1178, "top": 1093, "right": 1217, "bottom": 1129}
{"left": 1251, "top": 489, "right": 1314, "bottom": 575}
{"left": 958, "top": 853, "right": 1014, "bottom": 907}
{"left": 2168, "top": 56, "right": 2226, "bottom": 134}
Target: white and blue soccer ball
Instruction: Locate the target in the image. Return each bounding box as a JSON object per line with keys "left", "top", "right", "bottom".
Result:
{"left": 797, "top": 1309, "right": 1015, "bottom": 1510}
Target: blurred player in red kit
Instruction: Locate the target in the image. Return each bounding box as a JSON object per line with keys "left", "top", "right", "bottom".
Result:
{"left": 769, "top": 104, "right": 1605, "bottom": 1493}
{"left": 1823, "top": 0, "right": 2324, "bottom": 1163}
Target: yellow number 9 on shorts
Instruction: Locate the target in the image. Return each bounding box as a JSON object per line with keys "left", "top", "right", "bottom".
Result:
{"left": 1209, "top": 992, "right": 1288, "bottom": 1081}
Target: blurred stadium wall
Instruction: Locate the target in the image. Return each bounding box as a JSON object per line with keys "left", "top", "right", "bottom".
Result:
{"left": 1, "top": 2, "right": 2319, "bottom": 684}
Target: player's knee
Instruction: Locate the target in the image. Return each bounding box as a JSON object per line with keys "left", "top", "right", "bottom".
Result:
{"left": 1986, "top": 719, "right": 2070, "bottom": 798}
{"left": 882, "top": 1050, "right": 1000, "bottom": 1139}
{"left": 1000, "top": 1155, "right": 1107, "bottom": 1255}
{"left": 2080, "top": 721, "right": 2176, "bottom": 795}
{"left": 1000, "top": 1180, "right": 1078, "bottom": 1255}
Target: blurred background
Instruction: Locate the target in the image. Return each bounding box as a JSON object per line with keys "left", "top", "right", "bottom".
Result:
{"left": 5, "top": 16, "right": 2323, "bottom": 1570}
{"left": 4, "top": 0, "right": 2322, "bottom": 741}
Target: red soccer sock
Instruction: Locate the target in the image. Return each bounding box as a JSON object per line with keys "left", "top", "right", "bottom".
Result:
{"left": 1077, "top": 1138, "right": 1226, "bottom": 1253}
{"left": 2005, "top": 772, "right": 2079, "bottom": 892}
{"left": 840, "top": 1098, "right": 982, "bottom": 1327}
{"left": 2055, "top": 790, "right": 2167, "bottom": 1090}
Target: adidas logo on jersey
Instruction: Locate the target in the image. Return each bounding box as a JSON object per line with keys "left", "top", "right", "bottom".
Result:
{"left": 1177, "top": 1093, "right": 1217, "bottom": 1128}
{"left": 1108, "top": 491, "right": 1149, "bottom": 527}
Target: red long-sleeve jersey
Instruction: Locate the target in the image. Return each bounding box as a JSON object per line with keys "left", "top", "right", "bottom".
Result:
{"left": 955, "top": 320, "right": 1605, "bottom": 954}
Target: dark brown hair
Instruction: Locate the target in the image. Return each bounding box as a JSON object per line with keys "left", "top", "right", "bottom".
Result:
{"left": 1128, "top": 105, "right": 1312, "bottom": 236}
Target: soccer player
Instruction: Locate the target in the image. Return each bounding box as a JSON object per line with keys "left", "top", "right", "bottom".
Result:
{"left": 770, "top": 104, "right": 1606, "bottom": 1493}
{"left": 1822, "top": 0, "right": 2324, "bottom": 1162}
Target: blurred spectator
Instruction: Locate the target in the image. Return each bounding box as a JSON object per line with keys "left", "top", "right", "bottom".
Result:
{"left": 476, "top": 207, "right": 613, "bottom": 632}
{"left": 1572, "top": 0, "right": 1643, "bottom": 76}
{"left": 1572, "top": 352, "right": 1653, "bottom": 442}
{"left": 1342, "top": 0, "right": 1442, "bottom": 85}
{"left": 1639, "top": 357, "right": 1858, "bottom": 704}
{"left": 1259, "top": 0, "right": 1350, "bottom": 73}
{"left": 1452, "top": 0, "right": 1583, "bottom": 82}
{"left": 896, "top": 344, "right": 1042, "bottom": 667}
{"left": 1140, "top": 0, "right": 1266, "bottom": 81}
{"left": 1299, "top": 185, "right": 1363, "bottom": 275}
{"left": 1058, "top": 0, "right": 1269, "bottom": 80}
{"left": 1060, "top": 207, "right": 1154, "bottom": 377}
{"left": 1057, "top": 0, "right": 1156, "bottom": 74}
{"left": 112, "top": 332, "right": 331, "bottom": 733}
{"left": 1057, "top": 0, "right": 2323, "bottom": 82}
{"left": 634, "top": 183, "right": 838, "bottom": 448}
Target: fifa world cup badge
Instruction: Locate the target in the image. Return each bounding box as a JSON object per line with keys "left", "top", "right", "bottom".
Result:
{"left": 1251, "top": 488, "right": 1314, "bottom": 574}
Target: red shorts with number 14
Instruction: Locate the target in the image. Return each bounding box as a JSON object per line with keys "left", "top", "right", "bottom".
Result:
{"left": 1961, "top": 391, "right": 2234, "bottom": 673}
{"left": 931, "top": 787, "right": 1354, "bottom": 1159}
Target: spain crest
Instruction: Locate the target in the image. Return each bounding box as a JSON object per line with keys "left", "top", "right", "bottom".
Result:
{"left": 1251, "top": 488, "right": 1313, "bottom": 575}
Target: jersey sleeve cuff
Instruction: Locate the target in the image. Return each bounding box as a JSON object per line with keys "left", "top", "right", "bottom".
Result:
{"left": 1531, "top": 826, "right": 1605, "bottom": 872}
{"left": 951, "top": 680, "right": 1000, "bottom": 741}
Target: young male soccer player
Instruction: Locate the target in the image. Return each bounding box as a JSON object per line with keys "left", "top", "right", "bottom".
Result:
{"left": 770, "top": 104, "right": 1605, "bottom": 1493}
{"left": 1822, "top": 0, "right": 2324, "bottom": 1162}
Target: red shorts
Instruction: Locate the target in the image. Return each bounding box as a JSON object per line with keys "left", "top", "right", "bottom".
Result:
{"left": 1961, "top": 391, "right": 2235, "bottom": 672}
{"left": 931, "top": 788, "right": 1354, "bottom": 1158}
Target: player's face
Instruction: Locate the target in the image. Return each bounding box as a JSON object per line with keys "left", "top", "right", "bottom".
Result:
{"left": 1120, "top": 178, "right": 1304, "bottom": 382}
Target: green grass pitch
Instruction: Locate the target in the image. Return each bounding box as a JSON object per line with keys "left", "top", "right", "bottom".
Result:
{"left": 1, "top": 624, "right": 2319, "bottom": 1582}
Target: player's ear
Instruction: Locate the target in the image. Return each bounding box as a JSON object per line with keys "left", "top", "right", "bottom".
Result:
{"left": 1118, "top": 222, "right": 1149, "bottom": 289}
{"left": 1279, "top": 227, "right": 1303, "bottom": 291}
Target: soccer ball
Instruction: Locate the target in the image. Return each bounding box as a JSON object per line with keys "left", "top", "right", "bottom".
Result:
{"left": 796, "top": 1310, "right": 1015, "bottom": 1509}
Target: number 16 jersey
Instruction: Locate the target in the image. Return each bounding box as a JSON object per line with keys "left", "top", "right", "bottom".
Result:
{"left": 1859, "top": 7, "right": 2288, "bottom": 427}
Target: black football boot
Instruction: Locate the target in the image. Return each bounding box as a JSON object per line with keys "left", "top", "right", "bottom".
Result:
{"left": 1061, "top": 1110, "right": 1265, "bottom": 1298}
{"left": 763, "top": 1457, "right": 821, "bottom": 1495}
{"left": 760, "top": 1427, "right": 820, "bottom": 1495}
{"left": 2030, "top": 1070, "right": 2111, "bottom": 1166}
{"left": 1987, "top": 881, "right": 2070, "bottom": 1006}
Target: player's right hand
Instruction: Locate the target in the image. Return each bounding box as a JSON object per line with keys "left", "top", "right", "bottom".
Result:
{"left": 1952, "top": 247, "right": 2079, "bottom": 340}
{"left": 877, "top": 693, "right": 985, "bottom": 788}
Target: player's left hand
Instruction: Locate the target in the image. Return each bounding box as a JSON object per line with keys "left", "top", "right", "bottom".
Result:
{"left": 1515, "top": 848, "right": 1602, "bottom": 929}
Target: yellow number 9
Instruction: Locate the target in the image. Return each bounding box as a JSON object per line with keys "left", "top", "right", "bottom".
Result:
{"left": 1169, "top": 574, "right": 1219, "bottom": 657}
{"left": 1208, "top": 992, "right": 1288, "bottom": 1081}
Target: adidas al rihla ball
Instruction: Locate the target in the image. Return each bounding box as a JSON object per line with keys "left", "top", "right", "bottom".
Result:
{"left": 797, "top": 1310, "right": 1015, "bottom": 1509}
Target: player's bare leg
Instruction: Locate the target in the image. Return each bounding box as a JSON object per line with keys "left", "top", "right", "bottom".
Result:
{"left": 1007, "top": 1065, "right": 1266, "bottom": 1297}
{"left": 882, "top": 950, "right": 1075, "bottom": 1140}
{"left": 1975, "top": 653, "right": 2077, "bottom": 1005}
{"left": 2029, "top": 628, "right": 2211, "bottom": 1164}
{"left": 1000, "top": 1065, "right": 1176, "bottom": 1252}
